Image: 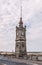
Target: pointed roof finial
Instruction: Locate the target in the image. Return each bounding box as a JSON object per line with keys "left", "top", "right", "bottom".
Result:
{"left": 19, "top": 0, "right": 23, "bottom": 25}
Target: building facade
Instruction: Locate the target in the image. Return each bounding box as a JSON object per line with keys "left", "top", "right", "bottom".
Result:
{"left": 15, "top": 17, "right": 27, "bottom": 58}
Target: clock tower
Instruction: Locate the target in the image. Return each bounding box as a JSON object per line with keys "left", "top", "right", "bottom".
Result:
{"left": 15, "top": 17, "right": 27, "bottom": 58}
{"left": 15, "top": 2, "right": 27, "bottom": 58}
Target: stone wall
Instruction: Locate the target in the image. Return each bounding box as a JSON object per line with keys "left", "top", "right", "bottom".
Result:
{"left": 0, "top": 52, "right": 42, "bottom": 61}
{"left": 27, "top": 55, "right": 42, "bottom": 61}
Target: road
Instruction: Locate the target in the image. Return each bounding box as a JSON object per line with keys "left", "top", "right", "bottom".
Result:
{"left": 0, "top": 59, "right": 28, "bottom": 65}
{"left": 0, "top": 58, "right": 42, "bottom": 65}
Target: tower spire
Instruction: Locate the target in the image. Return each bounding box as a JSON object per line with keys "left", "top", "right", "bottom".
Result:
{"left": 19, "top": 0, "right": 23, "bottom": 27}
{"left": 20, "top": 0, "right": 22, "bottom": 18}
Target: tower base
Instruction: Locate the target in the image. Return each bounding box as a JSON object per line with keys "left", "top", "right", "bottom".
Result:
{"left": 15, "top": 53, "right": 28, "bottom": 59}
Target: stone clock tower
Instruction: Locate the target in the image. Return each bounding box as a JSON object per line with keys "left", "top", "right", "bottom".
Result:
{"left": 15, "top": 3, "right": 27, "bottom": 58}
{"left": 15, "top": 17, "right": 27, "bottom": 58}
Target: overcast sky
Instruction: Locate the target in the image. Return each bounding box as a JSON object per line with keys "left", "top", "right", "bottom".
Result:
{"left": 0, "top": 0, "right": 42, "bottom": 52}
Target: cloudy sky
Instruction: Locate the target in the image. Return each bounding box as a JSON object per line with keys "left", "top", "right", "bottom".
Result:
{"left": 0, "top": 0, "right": 42, "bottom": 52}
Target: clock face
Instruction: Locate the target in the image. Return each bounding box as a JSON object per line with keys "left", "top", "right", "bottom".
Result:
{"left": 17, "top": 33, "right": 18, "bottom": 35}
{"left": 22, "top": 32, "right": 24, "bottom": 35}
{"left": 17, "top": 31, "right": 21, "bottom": 36}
